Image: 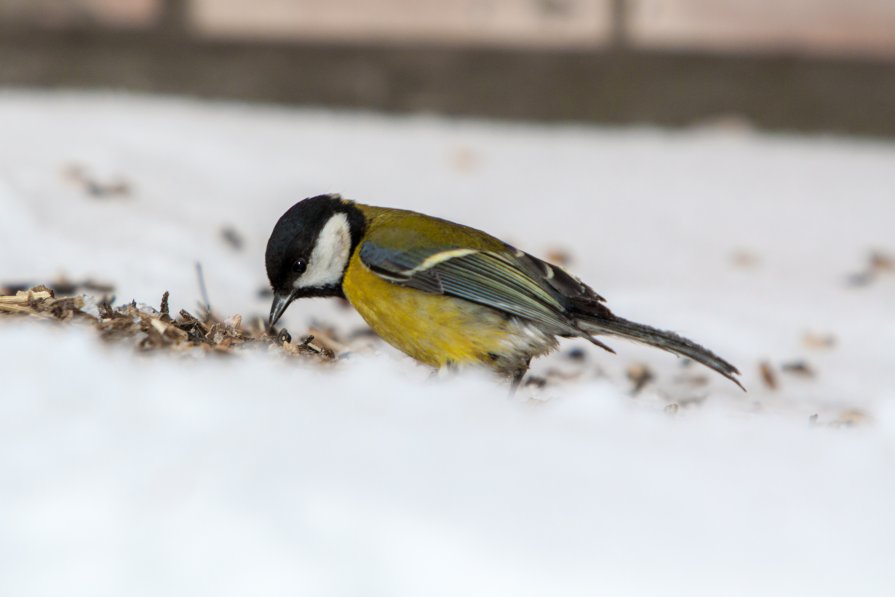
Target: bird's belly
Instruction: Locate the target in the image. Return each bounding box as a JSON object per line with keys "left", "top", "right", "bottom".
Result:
{"left": 343, "top": 257, "right": 556, "bottom": 374}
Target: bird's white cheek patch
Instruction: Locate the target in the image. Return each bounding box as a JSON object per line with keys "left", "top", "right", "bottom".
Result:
{"left": 294, "top": 212, "right": 351, "bottom": 289}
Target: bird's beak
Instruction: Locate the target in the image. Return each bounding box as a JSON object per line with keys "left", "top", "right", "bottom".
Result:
{"left": 268, "top": 289, "right": 297, "bottom": 329}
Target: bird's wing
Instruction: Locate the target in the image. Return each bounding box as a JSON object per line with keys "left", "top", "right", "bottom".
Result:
{"left": 359, "top": 241, "right": 581, "bottom": 333}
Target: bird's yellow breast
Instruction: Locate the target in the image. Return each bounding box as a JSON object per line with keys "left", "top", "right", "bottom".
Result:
{"left": 342, "top": 250, "right": 516, "bottom": 369}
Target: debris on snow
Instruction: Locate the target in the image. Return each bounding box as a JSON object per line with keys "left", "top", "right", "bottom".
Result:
{"left": 0, "top": 286, "right": 338, "bottom": 362}
{"left": 780, "top": 360, "right": 816, "bottom": 378}
{"left": 62, "top": 163, "right": 132, "bottom": 199}
{"left": 626, "top": 362, "right": 654, "bottom": 396}
{"left": 758, "top": 360, "right": 778, "bottom": 390}
{"left": 801, "top": 332, "right": 836, "bottom": 350}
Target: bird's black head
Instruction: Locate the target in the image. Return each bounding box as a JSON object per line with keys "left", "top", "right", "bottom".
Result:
{"left": 265, "top": 194, "right": 366, "bottom": 327}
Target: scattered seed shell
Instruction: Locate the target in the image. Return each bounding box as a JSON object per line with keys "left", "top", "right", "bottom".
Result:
{"left": 626, "top": 363, "right": 654, "bottom": 396}
{"left": 759, "top": 361, "right": 777, "bottom": 390}
{"left": 802, "top": 332, "right": 836, "bottom": 350}
{"left": 545, "top": 248, "right": 572, "bottom": 267}
{"left": 781, "top": 360, "right": 816, "bottom": 378}
{"left": 831, "top": 409, "right": 871, "bottom": 428}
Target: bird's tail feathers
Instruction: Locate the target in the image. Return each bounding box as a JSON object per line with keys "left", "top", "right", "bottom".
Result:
{"left": 579, "top": 316, "right": 744, "bottom": 390}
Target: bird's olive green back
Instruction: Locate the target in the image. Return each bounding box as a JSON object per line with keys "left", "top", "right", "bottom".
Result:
{"left": 354, "top": 203, "right": 510, "bottom": 253}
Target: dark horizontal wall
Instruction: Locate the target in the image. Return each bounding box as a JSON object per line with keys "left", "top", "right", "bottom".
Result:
{"left": 2, "top": 30, "right": 895, "bottom": 138}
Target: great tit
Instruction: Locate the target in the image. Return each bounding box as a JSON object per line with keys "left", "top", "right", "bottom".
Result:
{"left": 266, "top": 194, "right": 742, "bottom": 389}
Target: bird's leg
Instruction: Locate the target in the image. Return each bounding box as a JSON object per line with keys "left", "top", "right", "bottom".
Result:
{"left": 430, "top": 360, "right": 459, "bottom": 381}
{"left": 509, "top": 373, "right": 525, "bottom": 396}
{"left": 508, "top": 358, "right": 531, "bottom": 397}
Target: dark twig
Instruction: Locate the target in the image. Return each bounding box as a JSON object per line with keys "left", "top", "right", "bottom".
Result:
{"left": 195, "top": 262, "right": 211, "bottom": 313}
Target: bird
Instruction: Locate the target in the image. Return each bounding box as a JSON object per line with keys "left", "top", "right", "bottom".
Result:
{"left": 266, "top": 194, "right": 743, "bottom": 390}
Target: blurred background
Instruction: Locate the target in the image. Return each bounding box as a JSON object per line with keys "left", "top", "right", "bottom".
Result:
{"left": 2, "top": 0, "right": 895, "bottom": 136}
{"left": 3, "top": 4, "right": 895, "bottom": 596}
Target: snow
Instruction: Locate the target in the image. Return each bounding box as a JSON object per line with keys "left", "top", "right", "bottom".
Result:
{"left": 1, "top": 90, "right": 894, "bottom": 596}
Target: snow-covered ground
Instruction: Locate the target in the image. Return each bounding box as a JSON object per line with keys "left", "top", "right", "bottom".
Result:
{"left": 1, "top": 91, "right": 893, "bottom": 596}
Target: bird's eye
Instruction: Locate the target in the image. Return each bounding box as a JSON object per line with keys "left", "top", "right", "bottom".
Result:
{"left": 292, "top": 258, "right": 307, "bottom": 275}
